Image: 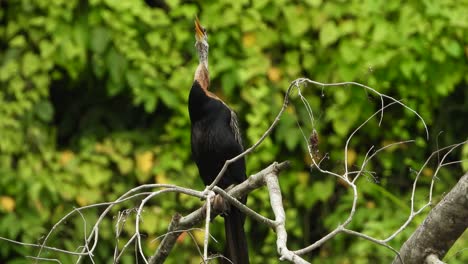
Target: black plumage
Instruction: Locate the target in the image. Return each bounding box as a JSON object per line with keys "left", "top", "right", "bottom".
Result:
{"left": 188, "top": 18, "right": 249, "bottom": 264}
{"left": 189, "top": 82, "right": 246, "bottom": 188}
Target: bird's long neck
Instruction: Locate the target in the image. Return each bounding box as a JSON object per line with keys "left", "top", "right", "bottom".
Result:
{"left": 198, "top": 47, "right": 208, "bottom": 70}
{"left": 194, "top": 62, "right": 209, "bottom": 91}
{"left": 194, "top": 40, "right": 209, "bottom": 91}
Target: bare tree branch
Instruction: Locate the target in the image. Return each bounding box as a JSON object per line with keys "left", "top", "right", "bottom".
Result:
{"left": 203, "top": 191, "right": 215, "bottom": 263}
{"left": 393, "top": 172, "right": 468, "bottom": 264}
{"left": 149, "top": 161, "right": 290, "bottom": 264}
{"left": 264, "top": 163, "right": 308, "bottom": 263}
{"left": 426, "top": 254, "right": 446, "bottom": 264}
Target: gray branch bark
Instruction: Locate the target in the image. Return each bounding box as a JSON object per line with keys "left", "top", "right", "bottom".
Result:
{"left": 393, "top": 172, "right": 468, "bottom": 264}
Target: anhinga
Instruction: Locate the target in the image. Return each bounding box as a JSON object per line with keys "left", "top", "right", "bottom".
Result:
{"left": 189, "top": 18, "right": 249, "bottom": 264}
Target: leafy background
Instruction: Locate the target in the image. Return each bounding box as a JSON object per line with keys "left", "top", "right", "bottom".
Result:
{"left": 0, "top": 0, "right": 467, "bottom": 263}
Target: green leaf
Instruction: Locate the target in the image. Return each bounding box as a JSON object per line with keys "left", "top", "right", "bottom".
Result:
{"left": 463, "top": 143, "right": 468, "bottom": 171}
{"left": 442, "top": 38, "right": 462, "bottom": 58}
{"left": 313, "top": 180, "right": 334, "bottom": 202}
{"left": 35, "top": 101, "right": 54, "bottom": 122}
{"left": 22, "top": 52, "right": 41, "bottom": 76}
{"left": 106, "top": 48, "right": 127, "bottom": 87}
{"left": 158, "top": 88, "right": 179, "bottom": 109}
{"left": 305, "top": 0, "right": 322, "bottom": 8}
{"left": 80, "top": 163, "right": 112, "bottom": 187}
{"left": 90, "top": 27, "right": 112, "bottom": 54}
{"left": 39, "top": 40, "right": 55, "bottom": 59}
{"left": 320, "top": 21, "right": 339, "bottom": 47}
{"left": 339, "top": 39, "right": 362, "bottom": 63}
{"left": 283, "top": 5, "right": 309, "bottom": 37}
{"left": 9, "top": 35, "right": 26, "bottom": 47}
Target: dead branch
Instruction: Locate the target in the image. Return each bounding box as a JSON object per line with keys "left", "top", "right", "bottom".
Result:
{"left": 149, "top": 161, "right": 290, "bottom": 264}
{"left": 393, "top": 172, "right": 468, "bottom": 264}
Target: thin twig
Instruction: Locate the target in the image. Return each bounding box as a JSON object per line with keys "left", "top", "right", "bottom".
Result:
{"left": 203, "top": 191, "right": 215, "bottom": 262}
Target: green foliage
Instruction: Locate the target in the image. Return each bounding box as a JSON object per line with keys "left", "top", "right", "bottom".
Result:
{"left": 1, "top": 0, "right": 467, "bottom": 263}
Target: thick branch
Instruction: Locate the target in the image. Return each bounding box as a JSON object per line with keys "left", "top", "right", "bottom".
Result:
{"left": 149, "top": 214, "right": 182, "bottom": 263}
{"left": 393, "top": 172, "right": 468, "bottom": 264}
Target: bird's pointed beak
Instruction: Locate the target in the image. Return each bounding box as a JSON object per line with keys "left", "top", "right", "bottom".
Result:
{"left": 195, "top": 17, "right": 205, "bottom": 41}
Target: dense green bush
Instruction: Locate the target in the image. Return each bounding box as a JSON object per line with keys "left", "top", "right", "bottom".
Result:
{"left": 0, "top": 0, "right": 467, "bottom": 263}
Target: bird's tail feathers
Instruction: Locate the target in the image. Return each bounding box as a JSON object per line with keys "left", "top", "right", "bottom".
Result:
{"left": 223, "top": 206, "right": 249, "bottom": 264}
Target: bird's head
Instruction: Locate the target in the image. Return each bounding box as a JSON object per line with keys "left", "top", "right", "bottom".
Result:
{"left": 195, "top": 17, "right": 209, "bottom": 68}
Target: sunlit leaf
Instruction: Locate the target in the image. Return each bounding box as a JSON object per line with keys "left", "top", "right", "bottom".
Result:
{"left": 320, "top": 21, "right": 339, "bottom": 47}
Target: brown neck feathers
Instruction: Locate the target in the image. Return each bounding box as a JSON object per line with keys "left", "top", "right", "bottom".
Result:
{"left": 194, "top": 63, "right": 210, "bottom": 91}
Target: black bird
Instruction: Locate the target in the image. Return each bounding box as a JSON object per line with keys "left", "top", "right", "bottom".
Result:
{"left": 188, "top": 18, "right": 249, "bottom": 264}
